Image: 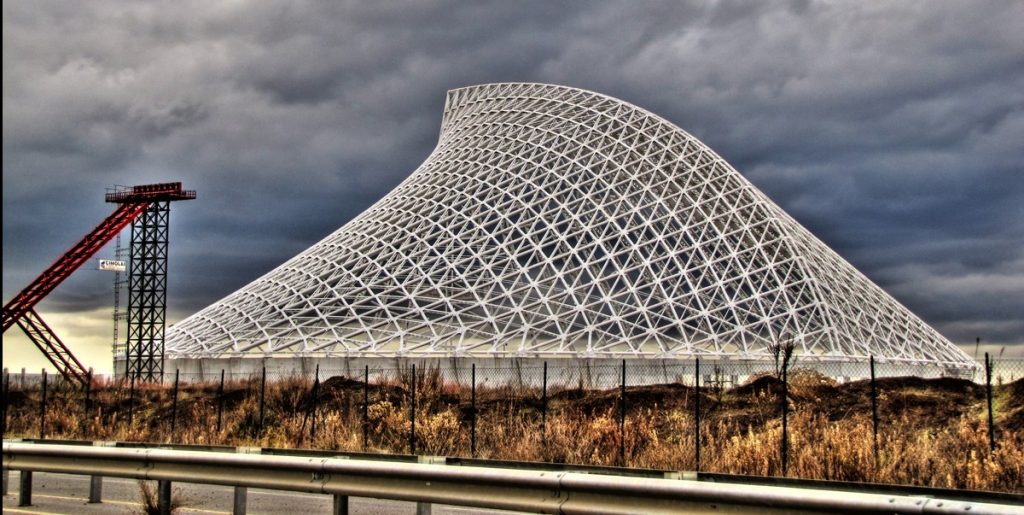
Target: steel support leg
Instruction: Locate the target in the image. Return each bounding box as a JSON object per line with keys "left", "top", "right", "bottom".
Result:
{"left": 89, "top": 475, "right": 103, "bottom": 503}
{"left": 416, "top": 501, "right": 432, "bottom": 515}
{"left": 233, "top": 486, "right": 247, "bottom": 515}
{"left": 18, "top": 470, "right": 32, "bottom": 506}
{"left": 3, "top": 469, "right": 8, "bottom": 496}
{"left": 333, "top": 494, "right": 349, "bottom": 515}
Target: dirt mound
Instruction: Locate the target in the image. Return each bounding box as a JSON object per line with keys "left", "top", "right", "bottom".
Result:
{"left": 835, "top": 375, "right": 979, "bottom": 398}
{"left": 550, "top": 383, "right": 694, "bottom": 416}
{"left": 554, "top": 387, "right": 617, "bottom": 415}
{"left": 1003, "top": 377, "right": 1024, "bottom": 406}
{"left": 320, "top": 375, "right": 408, "bottom": 406}
{"left": 876, "top": 377, "right": 980, "bottom": 426}
{"left": 625, "top": 383, "right": 692, "bottom": 408}
{"left": 317, "top": 375, "right": 467, "bottom": 408}
{"left": 786, "top": 369, "right": 840, "bottom": 402}
{"left": 549, "top": 388, "right": 588, "bottom": 402}
{"left": 733, "top": 375, "right": 783, "bottom": 397}
{"left": 322, "top": 375, "right": 366, "bottom": 392}
{"left": 865, "top": 375, "right": 979, "bottom": 394}
{"left": 997, "top": 378, "right": 1024, "bottom": 430}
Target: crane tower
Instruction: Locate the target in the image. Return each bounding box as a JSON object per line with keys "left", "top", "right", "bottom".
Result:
{"left": 3, "top": 182, "right": 195, "bottom": 384}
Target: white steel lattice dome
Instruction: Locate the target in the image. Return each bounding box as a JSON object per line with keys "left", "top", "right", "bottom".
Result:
{"left": 166, "top": 83, "right": 973, "bottom": 368}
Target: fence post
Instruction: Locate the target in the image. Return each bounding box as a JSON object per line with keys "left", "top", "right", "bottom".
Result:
{"left": 310, "top": 364, "right": 320, "bottom": 440}
{"left": 170, "top": 369, "right": 180, "bottom": 438}
{"left": 410, "top": 363, "right": 417, "bottom": 455}
{"left": 869, "top": 356, "right": 879, "bottom": 474}
{"left": 39, "top": 369, "right": 47, "bottom": 439}
{"left": 3, "top": 371, "right": 9, "bottom": 438}
{"left": 363, "top": 365, "right": 369, "bottom": 452}
{"left": 301, "top": 369, "right": 312, "bottom": 437}
{"left": 541, "top": 361, "right": 547, "bottom": 449}
{"left": 781, "top": 362, "right": 789, "bottom": 477}
{"left": 985, "top": 353, "right": 996, "bottom": 451}
{"left": 216, "top": 369, "right": 225, "bottom": 433}
{"left": 258, "top": 366, "right": 266, "bottom": 436}
{"left": 128, "top": 375, "right": 136, "bottom": 427}
{"left": 471, "top": 363, "right": 477, "bottom": 458}
{"left": 620, "top": 359, "right": 626, "bottom": 467}
{"left": 694, "top": 357, "right": 700, "bottom": 472}
{"left": 83, "top": 368, "right": 93, "bottom": 436}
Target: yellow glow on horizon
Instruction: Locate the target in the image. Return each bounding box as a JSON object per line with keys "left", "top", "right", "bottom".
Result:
{"left": 2, "top": 308, "right": 115, "bottom": 375}
{"left": 2, "top": 308, "right": 187, "bottom": 377}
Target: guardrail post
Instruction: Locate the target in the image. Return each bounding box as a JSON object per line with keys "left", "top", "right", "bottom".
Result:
{"left": 694, "top": 357, "right": 700, "bottom": 472}
{"left": 39, "top": 369, "right": 47, "bottom": 439}
{"left": 18, "top": 470, "right": 32, "bottom": 506}
{"left": 89, "top": 475, "right": 103, "bottom": 503}
{"left": 232, "top": 486, "right": 247, "bottom": 515}
{"left": 470, "top": 363, "right": 476, "bottom": 458}
{"left": 157, "top": 479, "right": 172, "bottom": 515}
{"left": 332, "top": 494, "right": 349, "bottom": 515}
{"left": 89, "top": 440, "right": 116, "bottom": 502}
{"left": 216, "top": 369, "right": 225, "bottom": 433}
{"left": 415, "top": 456, "right": 444, "bottom": 514}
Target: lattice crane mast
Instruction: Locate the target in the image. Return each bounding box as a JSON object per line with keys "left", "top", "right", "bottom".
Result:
{"left": 2, "top": 182, "right": 195, "bottom": 385}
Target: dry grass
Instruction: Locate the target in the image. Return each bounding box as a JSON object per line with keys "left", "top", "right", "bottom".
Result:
{"left": 3, "top": 369, "right": 1021, "bottom": 493}
{"left": 137, "top": 480, "right": 187, "bottom": 515}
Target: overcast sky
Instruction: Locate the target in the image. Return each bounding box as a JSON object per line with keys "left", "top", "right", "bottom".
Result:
{"left": 4, "top": 1, "right": 1023, "bottom": 374}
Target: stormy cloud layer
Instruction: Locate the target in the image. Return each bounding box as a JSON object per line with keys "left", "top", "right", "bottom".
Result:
{"left": 4, "top": 1, "right": 1023, "bottom": 371}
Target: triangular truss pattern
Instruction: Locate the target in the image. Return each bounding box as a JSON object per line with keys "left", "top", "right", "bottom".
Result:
{"left": 166, "top": 83, "right": 972, "bottom": 367}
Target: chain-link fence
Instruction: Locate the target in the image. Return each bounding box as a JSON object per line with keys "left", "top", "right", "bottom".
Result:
{"left": 7, "top": 357, "right": 1021, "bottom": 389}
{"left": 2, "top": 358, "right": 1022, "bottom": 492}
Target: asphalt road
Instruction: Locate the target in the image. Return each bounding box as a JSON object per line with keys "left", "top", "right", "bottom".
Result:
{"left": 2, "top": 471, "right": 525, "bottom": 514}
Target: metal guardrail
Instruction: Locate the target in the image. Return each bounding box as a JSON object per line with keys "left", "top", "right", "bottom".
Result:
{"left": 19, "top": 438, "right": 1020, "bottom": 504}
{"left": 3, "top": 441, "right": 1022, "bottom": 514}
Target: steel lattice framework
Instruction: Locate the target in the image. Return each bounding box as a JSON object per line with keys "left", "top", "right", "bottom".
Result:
{"left": 125, "top": 201, "right": 172, "bottom": 381}
{"left": 167, "top": 83, "right": 973, "bottom": 367}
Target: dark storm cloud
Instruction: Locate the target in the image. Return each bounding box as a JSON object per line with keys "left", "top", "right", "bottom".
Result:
{"left": 4, "top": 1, "right": 1023, "bottom": 358}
